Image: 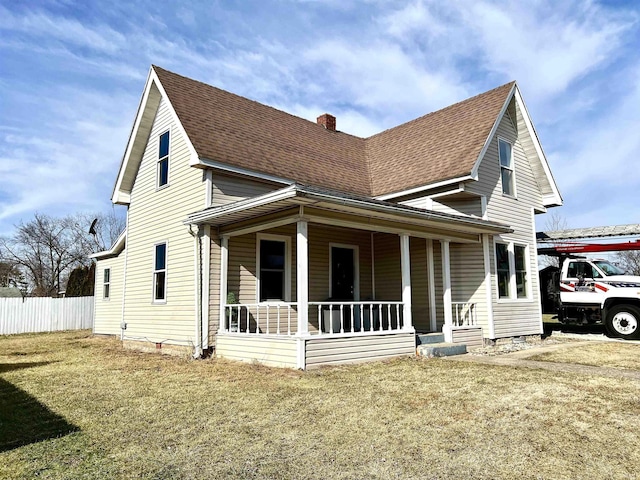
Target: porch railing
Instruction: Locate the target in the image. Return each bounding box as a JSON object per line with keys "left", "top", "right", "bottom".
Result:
{"left": 451, "top": 302, "right": 477, "bottom": 328}
{"left": 221, "top": 301, "right": 405, "bottom": 336}
{"left": 309, "top": 301, "right": 404, "bottom": 335}
{"left": 223, "top": 303, "right": 299, "bottom": 335}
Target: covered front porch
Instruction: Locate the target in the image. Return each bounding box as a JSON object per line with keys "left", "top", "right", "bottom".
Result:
{"left": 187, "top": 184, "right": 510, "bottom": 369}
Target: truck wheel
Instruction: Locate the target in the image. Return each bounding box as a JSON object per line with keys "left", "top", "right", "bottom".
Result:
{"left": 605, "top": 305, "right": 640, "bottom": 340}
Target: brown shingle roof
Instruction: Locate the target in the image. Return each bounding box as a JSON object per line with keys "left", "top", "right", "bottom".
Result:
{"left": 153, "top": 66, "right": 514, "bottom": 198}
{"left": 367, "top": 82, "right": 515, "bottom": 196}
{"left": 154, "top": 66, "right": 369, "bottom": 195}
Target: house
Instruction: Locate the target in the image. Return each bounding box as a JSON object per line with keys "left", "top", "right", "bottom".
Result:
{"left": 92, "top": 65, "right": 562, "bottom": 369}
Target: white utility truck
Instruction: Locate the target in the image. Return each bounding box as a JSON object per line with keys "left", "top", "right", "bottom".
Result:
{"left": 546, "top": 258, "right": 640, "bottom": 339}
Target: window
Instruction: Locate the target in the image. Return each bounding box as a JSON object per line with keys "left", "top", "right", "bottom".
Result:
{"left": 257, "top": 235, "right": 290, "bottom": 302}
{"left": 157, "top": 131, "right": 169, "bottom": 187}
{"left": 499, "top": 138, "right": 515, "bottom": 197}
{"left": 495, "top": 241, "right": 529, "bottom": 300}
{"left": 103, "top": 268, "right": 111, "bottom": 300}
{"left": 496, "top": 243, "right": 510, "bottom": 298}
{"left": 153, "top": 243, "right": 167, "bottom": 302}
{"left": 514, "top": 245, "right": 527, "bottom": 298}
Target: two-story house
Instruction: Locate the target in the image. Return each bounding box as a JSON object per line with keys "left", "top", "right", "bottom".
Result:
{"left": 92, "top": 66, "right": 562, "bottom": 369}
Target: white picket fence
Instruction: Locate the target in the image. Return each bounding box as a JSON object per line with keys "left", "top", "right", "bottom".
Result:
{"left": 0, "top": 296, "right": 94, "bottom": 335}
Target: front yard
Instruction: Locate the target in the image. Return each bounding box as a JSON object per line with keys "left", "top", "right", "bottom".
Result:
{"left": 1, "top": 331, "right": 639, "bottom": 479}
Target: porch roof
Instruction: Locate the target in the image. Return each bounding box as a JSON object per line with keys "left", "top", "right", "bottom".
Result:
{"left": 185, "top": 184, "right": 511, "bottom": 241}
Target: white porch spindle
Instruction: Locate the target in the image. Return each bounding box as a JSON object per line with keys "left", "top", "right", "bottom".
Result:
{"left": 297, "top": 220, "right": 309, "bottom": 334}
{"left": 441, "top": 240, "right": 453, "bottom": 342}
{"left": 400, "top": 234, "right": 413, "bottom": 331}
{"left": 219, "top": 236, "right": 229, "bottom": 331}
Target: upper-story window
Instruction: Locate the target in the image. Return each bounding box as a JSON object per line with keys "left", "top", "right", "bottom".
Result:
{"left": 157, "top": 131, "right": 169, "bottom": 188}
{"left": 499, "top": 138, "right": 515, "bottom": 197}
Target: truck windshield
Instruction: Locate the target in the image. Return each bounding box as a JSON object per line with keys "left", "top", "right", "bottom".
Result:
{"left": 593, "top": 260, "right": 625, "bottom": 276}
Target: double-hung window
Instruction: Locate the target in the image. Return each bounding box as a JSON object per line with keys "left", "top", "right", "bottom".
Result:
{"left": 157, "top": 131, "right": 169, "bottom": 188}
{"left": 103, "top": 268, "right": 111, "bottom": 300}
{"left": 495, "top": 242, "right": 529, "bottom": 300}
{"left": 154, "top": 243, "right": 167, "bottom": 302}
{"left": 257, "top": 234, "right": 290, "bottom": 302}
{"left": 499, "top": 138, "right": 515, "bottom": 197}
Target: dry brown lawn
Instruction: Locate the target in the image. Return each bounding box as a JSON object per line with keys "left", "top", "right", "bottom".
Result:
{"left": 1, "top": 331, "right": 640, "bottom": 479}
{"left": 531, "top": 342, "right": 640, "bottom": 371}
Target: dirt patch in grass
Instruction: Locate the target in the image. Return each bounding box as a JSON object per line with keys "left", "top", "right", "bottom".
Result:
{"left": 1, "top": 330, "right": 640, "bottom": 479}
{"left": 530, "top": 342, "right": 640, "bottom": 371}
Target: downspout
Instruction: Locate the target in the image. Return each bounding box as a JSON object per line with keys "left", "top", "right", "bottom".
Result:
{"left": 189, "top": 224, "right": 203, "bottom": 358}
{"left": 120, "top": 208, "right": 129, "bottom": 342}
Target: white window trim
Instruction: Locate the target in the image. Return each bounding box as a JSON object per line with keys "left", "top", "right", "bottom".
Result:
{"left": 103, "top": 267, "right": 111, "bottom": 301}
{"left": 329, "top": 243, "right": 360, "bottom": 301}
{"left": 256, "top": 233, "right": 291, "bottom": 303}
{"left": 498, "top": 137, "right": 517, "bottom": 199}
{"left": 156, "top": 128, "right": 171, "bottom": 190}
{"left": 153, "top": 241, "right": 168, "bottom": 304}
{"left": 494, "top": 238, "right": 531, "bottom": 303}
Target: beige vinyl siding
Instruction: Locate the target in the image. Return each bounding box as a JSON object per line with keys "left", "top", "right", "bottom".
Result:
{"left": 122, "top": 96, "right": 205, "bottom": 345}
{"left": 305, "top": 333, "right": 415, "bottom": 368}
{"left": 373, "top": 233, "right": 401, "bottom": 301}
{"left": 94, "top": 253, "right": 125, "bottom": 336}
{"left": 451, "top": 327, "right": 483, "bottom": 348}
{"left": 398, "top": 197, "right": 429, "bottom": 209}
{"left": 433, "top": 241, "right": 445, "bottom": 331}
{"left": 216, "top": 335, "right": 297, "bottom": 368}
{"left": 208, "top": 236, "right": 221, "bottom": 346}
{"left": 449, "top": 242, "right": 489, "bottom": 336}
{"left": 410, "top": 237, "right": 429, "bottom": 332}
{"left": 466, "top": 105, "right": 543, "bottom": 338}
{"left": 432, "top": 198, "right": 482, "bottom": 217}
{"left": 212, "top": 173, "right": 280, "bottom": 206}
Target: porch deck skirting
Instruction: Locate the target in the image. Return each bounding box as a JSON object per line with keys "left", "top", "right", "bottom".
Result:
{"left": 215, "top": 331, "right": 416, "bottom": 369}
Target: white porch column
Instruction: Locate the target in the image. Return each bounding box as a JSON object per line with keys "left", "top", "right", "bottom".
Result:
{"left": 400, "top": 234, "right": 413, "bottom": 331}
{"left": 482, "top": 233, "right": 496, "bottom": 339}
{"left": 426, "top": 239, "right": 437, "bottom": 332}
{"left": 296, "top": 220, "right": 309, "bottom": 335}
{"left": 219, "top": 235, "right": 229, "bottom": 332}
{"left": 441, "top": 240, "right": 453, "bottom": 342}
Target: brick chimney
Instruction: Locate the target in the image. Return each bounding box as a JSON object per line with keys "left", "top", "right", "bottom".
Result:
{"left": 317, "top": 113, "right": 336, "bottom": 131}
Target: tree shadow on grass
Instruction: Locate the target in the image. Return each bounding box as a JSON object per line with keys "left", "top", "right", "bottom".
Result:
{"left": 0, "top": 363, "right": 79, "bottom": 452}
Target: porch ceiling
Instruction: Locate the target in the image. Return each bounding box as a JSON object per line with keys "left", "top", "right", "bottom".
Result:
{"left": 184, "top": 184, "right": 512, "bottom": 242}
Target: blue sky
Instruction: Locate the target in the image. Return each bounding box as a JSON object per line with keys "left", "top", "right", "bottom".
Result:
{"left": 1, "top": 0, "right": 639, "bottom": 237}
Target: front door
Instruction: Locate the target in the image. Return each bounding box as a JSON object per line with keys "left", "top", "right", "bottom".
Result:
{"left": 331, "top": 246, "right": 355, "bottom": 300}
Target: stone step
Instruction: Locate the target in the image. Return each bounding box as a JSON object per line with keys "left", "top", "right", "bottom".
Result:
{"left": 416, "top": 342, "right": 467, "bottom": 358}
{"left": 416, "top": 333, "right": 445, "bottom": 345}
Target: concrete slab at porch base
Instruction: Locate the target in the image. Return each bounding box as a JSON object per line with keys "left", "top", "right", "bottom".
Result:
{"left": 416, "top": 342, "right": 467, "bottom": 358}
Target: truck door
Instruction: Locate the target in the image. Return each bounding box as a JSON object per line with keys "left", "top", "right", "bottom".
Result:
{"left": 561, "top": 260, "right": 602, "bottom": 305}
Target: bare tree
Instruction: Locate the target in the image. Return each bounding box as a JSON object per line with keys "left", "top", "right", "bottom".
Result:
{"left": 616, "top": 251, "right": 640, "bottom": 275}
{"left": 539, "top": 212, "right": 569, "bottom": 268}
{"left": 0, "top": 210, "right": 126, "bottom": 296}
{"left": 0, "top": 213, "right": 91, "bottom": 296}
{"left": 0, "top": 260, "right": 23, "bottom": 288}
{"left": 76, "top": 209, "right": 126, "bottom": 252}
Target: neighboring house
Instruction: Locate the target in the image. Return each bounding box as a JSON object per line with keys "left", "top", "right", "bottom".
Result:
{"left": 92, "top": 65, "right": 562, "bottom": 369}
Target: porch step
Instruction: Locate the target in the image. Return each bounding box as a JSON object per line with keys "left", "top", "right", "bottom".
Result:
{"left": 416, "top": 342, "right": 467, "bottom": 358}
{"left": 416, "top": 333, "right": 445, "bottom": 345}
